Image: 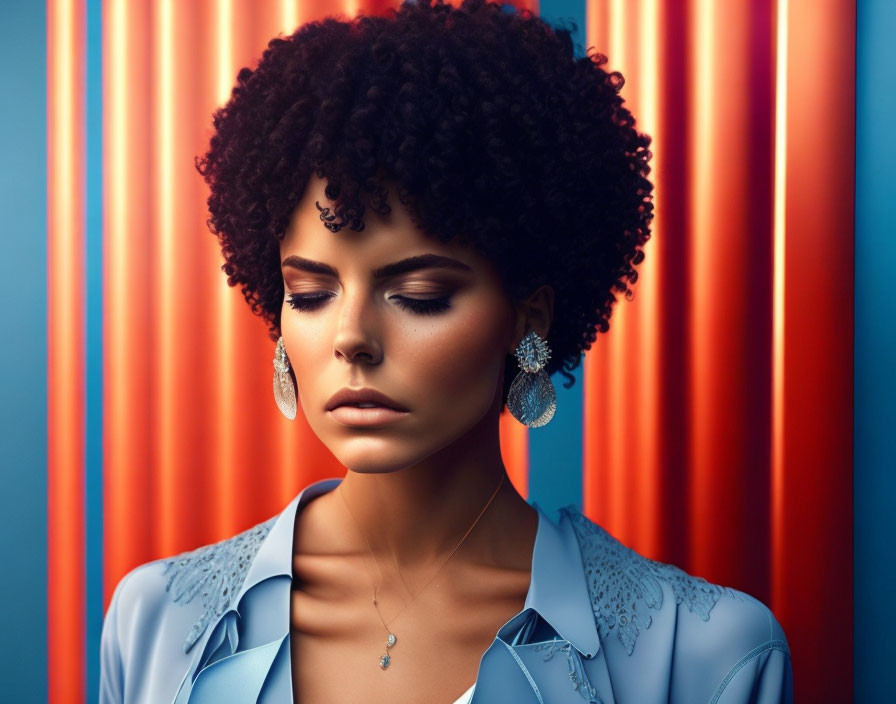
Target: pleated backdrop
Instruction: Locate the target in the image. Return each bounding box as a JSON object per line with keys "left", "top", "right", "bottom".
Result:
{"left": 40, "top": 0, "right": 856, "bottom": 702}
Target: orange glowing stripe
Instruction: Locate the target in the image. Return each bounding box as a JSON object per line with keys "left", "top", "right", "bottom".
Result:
{"left": 216, "top": 0, "right": 232, "bottom": 115}
{"left": 771, "top": 0, "right": 788, "bottom": 617}
{"left": 592, "top": 0, "right": 626, "bottom": 534}
{"left": 47, "top": 0, "right": 86, "bottom": 701}
{"left": 104, "top": 0, "right": 160, "bottom": 597}
{"left": 637, "top": 0, "right": 660, "bottom": 556}
{"left": 609, "top": 0, "right": 624, "bottom": 66}
{"left": 104, "top": 0, "right": 127, "bottom": 603}
{"left": 607, "top": 0, "right": 629, "bottom": 538}
{"left": 281, "top": 0, "right": 297, "bottom": 34}
{"left": 688, "top": 0, "right": 714, "bottom": 563}
{"left": 154, "top": 0, "right": 177, "bottom": 555}
{"left": 500, "top": 413, "right": 528, "bottom": 499}
{"left": 213, "top": 0, "right": 237, "bottom": 539}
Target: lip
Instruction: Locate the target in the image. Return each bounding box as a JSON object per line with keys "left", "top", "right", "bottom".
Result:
{"left": 325, "top": 387, "right": 409, "bottom": 413}
{"left": 328, "top": 405, "right": 409, "bottom": 427}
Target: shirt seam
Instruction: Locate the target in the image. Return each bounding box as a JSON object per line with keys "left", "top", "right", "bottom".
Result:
{"left": 708, "top": 639, "right": 791, "bottom": 704}
{"left": 500, "top": 640, "right": 545, "bottom": 704}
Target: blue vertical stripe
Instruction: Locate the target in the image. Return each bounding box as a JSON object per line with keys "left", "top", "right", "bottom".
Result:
{"left": 855, "top": 1, "right": 896, "bottom": 701}
{"left": 527, "top": 365, "right": 585, "bottom": 515}
{"left": 526, "top": 0, "right": 587, "bottom": 516}
{"left": 85, "top": 0, "right": 104, "bottom": 701}
{"left": 0, "top": 1, "right": 48, "bottom": 700}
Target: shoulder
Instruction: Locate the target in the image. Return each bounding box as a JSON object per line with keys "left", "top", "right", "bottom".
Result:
{"left": 104, "top": 514, "right": 279, "bottom": 655}
{"left": 161, "top": 514, "right": 279, "bottom": 650}
{"left": 100, "top": 515, "right": 281, "bottom": 702}
{"left": 100, "top": 555, "right": 174, "bottom": 703}
{"left": 102, "top": 555, "right": 173, "bottom": 652}
{"left": 559, "top": 506, "right": 793, "bottom": 702}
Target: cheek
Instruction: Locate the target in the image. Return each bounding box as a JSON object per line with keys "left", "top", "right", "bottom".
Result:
{"left": 403, "top": 304, "right": 510, "bottom": 404}
{"left": 279, "top": 316, "right": 328, "bottom": 398}
{"left": 279, "top": 294, "right": 512, "bottom": 417}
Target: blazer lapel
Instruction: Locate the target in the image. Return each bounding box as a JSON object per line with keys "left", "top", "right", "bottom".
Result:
{"left": 471, "top": 505, "right": 616, "bottom": 703}
{"left": 169, "top": 478, "right": 344, "bottom": 704}
{"left": 187, "top": 635, "right": 288, "bottom": 703}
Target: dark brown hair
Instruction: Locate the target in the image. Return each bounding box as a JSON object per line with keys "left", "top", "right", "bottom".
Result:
{"left": 196, "top": 0, "right": 654, "bottom": 403}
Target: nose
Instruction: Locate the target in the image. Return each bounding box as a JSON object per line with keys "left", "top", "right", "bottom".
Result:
{"left": 332, "top": 286, "right": 382, "bottom": 365}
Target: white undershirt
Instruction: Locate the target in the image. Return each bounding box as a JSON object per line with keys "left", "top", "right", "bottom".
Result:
{"left": 451, "top": 683, "right": 475, "bottom": 704}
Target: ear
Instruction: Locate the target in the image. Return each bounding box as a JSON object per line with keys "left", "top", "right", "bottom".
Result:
{"left": 509, "top": 284, "right": 555, "bottom": 354}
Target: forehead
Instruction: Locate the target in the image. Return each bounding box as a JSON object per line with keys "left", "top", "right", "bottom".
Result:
{"left": 281, "top": 174, "right": 491, "bottom": 274}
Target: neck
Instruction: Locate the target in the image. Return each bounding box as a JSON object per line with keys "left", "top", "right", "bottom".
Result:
{"left": 332, "top": 399, "right": 528, "bottom": 575}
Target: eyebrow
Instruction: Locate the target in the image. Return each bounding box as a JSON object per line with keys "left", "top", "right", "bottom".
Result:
{"left": 281, "top": 253, "right": 474, "bottom": 279}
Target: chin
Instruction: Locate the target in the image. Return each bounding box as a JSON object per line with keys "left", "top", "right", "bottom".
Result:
{"left": 341, "top": 464, "right": 408, "bottom": 476}
{"left": 335, "top": 452, "right": 420, "bottom": 476}
{"left": 324, "top": 435, "right": 426, "bottom": 474}
{"left": 308, "top": 395, "right": 498, "bottom": 473}
{"left": 325, "top": 428, "right": 462, "bottom": 475}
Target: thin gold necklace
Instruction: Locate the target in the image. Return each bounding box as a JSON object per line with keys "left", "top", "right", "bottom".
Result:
{"left": 337, "top": 472, "right": 506, "bottom": 670}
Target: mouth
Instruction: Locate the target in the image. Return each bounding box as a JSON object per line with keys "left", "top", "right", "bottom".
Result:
{"left": 327, "top": 405, "right": 409, "bottom": 427}
{"left": 325, "top": 387, "right": 409, "bottom": 413}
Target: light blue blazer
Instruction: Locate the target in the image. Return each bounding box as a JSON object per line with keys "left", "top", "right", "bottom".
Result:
{"left": 99, "top": 477, "right": 794, "bottom": 703}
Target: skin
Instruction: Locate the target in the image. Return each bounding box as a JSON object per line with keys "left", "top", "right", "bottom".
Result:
{"left": 280, "top": 173, "right": 554, "bottom": 703}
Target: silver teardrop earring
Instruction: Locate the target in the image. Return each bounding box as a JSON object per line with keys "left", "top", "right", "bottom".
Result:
{"left": 507, "top": 330, "right": 556, "bottom": 428}
{"left": 273, "top": 336, "right": 297, "bottom": 420}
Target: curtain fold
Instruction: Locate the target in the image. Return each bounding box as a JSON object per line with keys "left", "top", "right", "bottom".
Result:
{"left": 582, "top": 3, "right": 854, "bottom": 702}
{"left": 47, "top": 1, "right": 86, "bottom": 701}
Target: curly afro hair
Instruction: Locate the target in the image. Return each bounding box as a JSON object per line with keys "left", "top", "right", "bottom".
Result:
{"left": 196, "top": 0, "right": 653, "bottom": 406}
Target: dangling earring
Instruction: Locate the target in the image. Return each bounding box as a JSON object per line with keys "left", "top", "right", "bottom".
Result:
{"left": 507, "top": 330, "right": 556, "bottom": 428}
{"left": 273, "top": 336, "right": 297, "bottom": 420}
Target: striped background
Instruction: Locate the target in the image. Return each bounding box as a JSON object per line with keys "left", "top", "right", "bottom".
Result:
{"left": 0, "top": 0, "right": 890, "bottom": 702}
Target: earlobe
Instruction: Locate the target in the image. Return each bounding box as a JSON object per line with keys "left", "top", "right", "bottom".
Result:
{"left": 509, "top": 310, "right": 524, "bottom": 354}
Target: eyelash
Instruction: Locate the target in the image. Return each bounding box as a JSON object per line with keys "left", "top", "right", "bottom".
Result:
{"left": 286, "top": 292, "right": 453, "bottom": 316}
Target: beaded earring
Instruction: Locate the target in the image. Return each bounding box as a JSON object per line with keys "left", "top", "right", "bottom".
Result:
{"left": 507, "top": 330, "right": 556, "bottom": 428}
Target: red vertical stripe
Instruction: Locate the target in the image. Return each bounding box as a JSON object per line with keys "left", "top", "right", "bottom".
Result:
{"left": 583, "top": 0, "right": 669, "bottom": 562}
{"left": 103, "top": 0, "right": 155, "bottom": 598}
{"left": 48, "top": 1, "right": 86, "bottom": 701}
{"left": 581, "top": 3, "right": 853, "bottom": 701}
{"left": 776, "top": 1, "right": 854, "bottom": 698}
{"left": 686, "top": 0, "right": 776, "bottom": 602}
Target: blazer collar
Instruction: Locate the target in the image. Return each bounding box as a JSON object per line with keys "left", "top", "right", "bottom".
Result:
{"left": 524, "top": 500, "right": 601, "bottom": 658}
{"left": 230, "top": 476, "right": 341, "bottom": 608}
{"left": 230, "top": 477, "right": 600, "bottom": 658}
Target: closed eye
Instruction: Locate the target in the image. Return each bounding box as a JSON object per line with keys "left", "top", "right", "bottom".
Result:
{"left": 285, "top": 292, "right": 452, "bottom": 315}
{"left": 390, "top": 294, "right": 452, "bottom": 315}
{"left": 285, "top": 292, "right": 333, "bottom": 311}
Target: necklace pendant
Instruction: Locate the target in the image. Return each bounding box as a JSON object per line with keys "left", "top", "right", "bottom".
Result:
{"left": 379, "top": 653, "right": 392, "bottom": 669}
{"left": 386, "top": 633, "right": 396, "bottom": 648}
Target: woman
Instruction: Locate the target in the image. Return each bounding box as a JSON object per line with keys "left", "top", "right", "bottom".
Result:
{"left": 99, "top": 1, "right": 793, "bottom": 702}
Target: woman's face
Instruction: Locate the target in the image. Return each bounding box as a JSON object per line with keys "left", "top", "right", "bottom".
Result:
{"left": 279, "top": 174, "right": 519, "bottom": 474}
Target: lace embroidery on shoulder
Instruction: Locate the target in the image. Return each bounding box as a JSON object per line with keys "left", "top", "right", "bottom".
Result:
{"left": 162, "top": 515, "right": 278, "bottom": 653}
{"left": 560, "top": 506, "right": 745, "bottom": 656}
{"left": 533, "top": 640, "right": 603, "bottom": 703}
